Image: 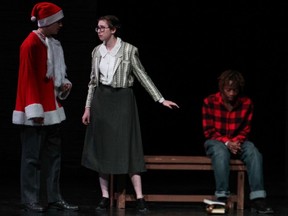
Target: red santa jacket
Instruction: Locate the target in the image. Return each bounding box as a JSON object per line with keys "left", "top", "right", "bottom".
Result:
{"left": 12, "top": 32, "right": 71, "bottom": 126}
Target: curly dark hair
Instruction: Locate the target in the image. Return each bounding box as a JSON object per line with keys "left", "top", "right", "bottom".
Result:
{"left": 218, "top": 69, "right": 245, "bottom": 92}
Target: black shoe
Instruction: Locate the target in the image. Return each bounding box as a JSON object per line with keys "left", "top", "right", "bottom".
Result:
{"left": 251, "top": 198, "right": 274, "bottom": 214}
{"left": 49, "top": 200, "right": 79, "bottom": 211}
{"left": 23, "top": 203, "right": 46, "bottom": 212}
{"left": 96, "top": 197, "right": 110, "bottom": 211}
{"left": 136, "top": 198, "right": 149, "bottom": 213}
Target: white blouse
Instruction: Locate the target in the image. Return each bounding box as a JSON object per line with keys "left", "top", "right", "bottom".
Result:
{"left": 98, "top": 38, "right": 122, "bottom": 85}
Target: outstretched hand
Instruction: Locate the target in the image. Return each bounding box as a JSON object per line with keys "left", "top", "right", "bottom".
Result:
{"left": 162, "top": 100, "right": 180, "bottom": 109}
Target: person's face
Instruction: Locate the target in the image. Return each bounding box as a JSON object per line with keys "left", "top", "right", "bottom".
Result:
{"left": 96, "top": 20, "right": 115, "bottom": 42}
{"left": 44, "top": 20, "right": 63, "bottom": 36}
{"left": 222, "top": 80, "right": 239, "bottom": 103}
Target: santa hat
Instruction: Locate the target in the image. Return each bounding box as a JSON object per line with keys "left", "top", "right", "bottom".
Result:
{"left": 31, "top": 2, "right": 64, "bottom": 27}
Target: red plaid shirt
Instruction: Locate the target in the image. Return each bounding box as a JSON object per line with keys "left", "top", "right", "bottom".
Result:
{"left": 202, "top": 92, "right": 253, "bottom": 144}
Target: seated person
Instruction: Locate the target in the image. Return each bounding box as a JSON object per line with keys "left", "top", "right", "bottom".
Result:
{"left": 202, "top": 69, "right": 274, "bottom": 214}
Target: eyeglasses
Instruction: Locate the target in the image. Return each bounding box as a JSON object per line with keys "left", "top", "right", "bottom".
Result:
{"left": 95, "top": 26, "right": 110, "bottom": 32}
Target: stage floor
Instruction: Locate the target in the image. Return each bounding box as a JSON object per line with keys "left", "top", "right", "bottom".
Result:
{"left": 1, "top": 161, "right": 286, "bottom": 216}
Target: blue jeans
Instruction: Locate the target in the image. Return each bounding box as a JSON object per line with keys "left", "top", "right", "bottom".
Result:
{"left": 204, "top": 139, "right": 266, "bottom": 200}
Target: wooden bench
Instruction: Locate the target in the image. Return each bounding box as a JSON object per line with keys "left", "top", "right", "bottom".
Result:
{"left": 110, "top": 155, "right": 246, "bottom": 210}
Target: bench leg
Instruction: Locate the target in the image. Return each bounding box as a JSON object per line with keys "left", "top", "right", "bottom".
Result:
{"left": 227, "top": 197, "right": 235, "bottom": 210}
{"left": 237, "top": 171, "right": 245, "bottom": 210}
{"left": 109, "top": 174, "right": 114, "bottom": 207}
{"left": 116, "top": 174, "right": 126, "bottom": 209}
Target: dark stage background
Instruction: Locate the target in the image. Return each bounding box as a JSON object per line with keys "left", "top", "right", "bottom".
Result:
{"left": 1, "top": 0, "right": 288, "bottom": 198}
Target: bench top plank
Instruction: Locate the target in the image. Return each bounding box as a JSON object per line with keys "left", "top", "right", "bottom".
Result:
{"left": 144, "top": 155, "right": 244, "bottom": 165}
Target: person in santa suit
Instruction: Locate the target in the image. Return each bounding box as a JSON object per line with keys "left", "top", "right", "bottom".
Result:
{"left": 12, "top": 2, "right": 78, "bottom": 213}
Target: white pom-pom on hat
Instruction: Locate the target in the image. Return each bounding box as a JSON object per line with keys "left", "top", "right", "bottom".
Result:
{"left": 31, "top": 16, "right": 36, "bottom": 22}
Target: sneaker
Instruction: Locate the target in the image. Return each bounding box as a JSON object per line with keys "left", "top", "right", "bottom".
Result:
{"left": 251, "top": 198, "right": 274, "bottom": 214}
{"left": 217, "top": 197, "right": 231, "bottom": 211}
{"left": 96, "top": 197, "right": 110, "bottom": 211}
{"left": 217, "top": 197, "right": 228, "bottom": 204}
{"left": 136, "top": 198, "right": 149, "bottom": 213}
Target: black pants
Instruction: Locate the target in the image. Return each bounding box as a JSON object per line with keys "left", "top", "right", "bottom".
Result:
{"left": 20, "top": 125, "right": 62, "bottom": 205}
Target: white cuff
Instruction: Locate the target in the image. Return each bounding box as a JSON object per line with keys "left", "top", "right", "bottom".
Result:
{"left": 158, "top": 97, "right": 165, "bottom": 103}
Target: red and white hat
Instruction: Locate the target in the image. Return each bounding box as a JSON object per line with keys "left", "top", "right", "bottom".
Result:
{"left": 31, "top": 2, "right": 64, "bottom": 27}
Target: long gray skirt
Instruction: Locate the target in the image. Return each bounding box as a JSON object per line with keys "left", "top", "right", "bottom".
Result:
{"left": 81, "top": 84, "right": 146, "bottom": 174}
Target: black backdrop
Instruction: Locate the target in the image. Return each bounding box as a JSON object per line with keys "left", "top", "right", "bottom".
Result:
{"left": 1, "top": 0, "right": 287, "bottom": 196}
